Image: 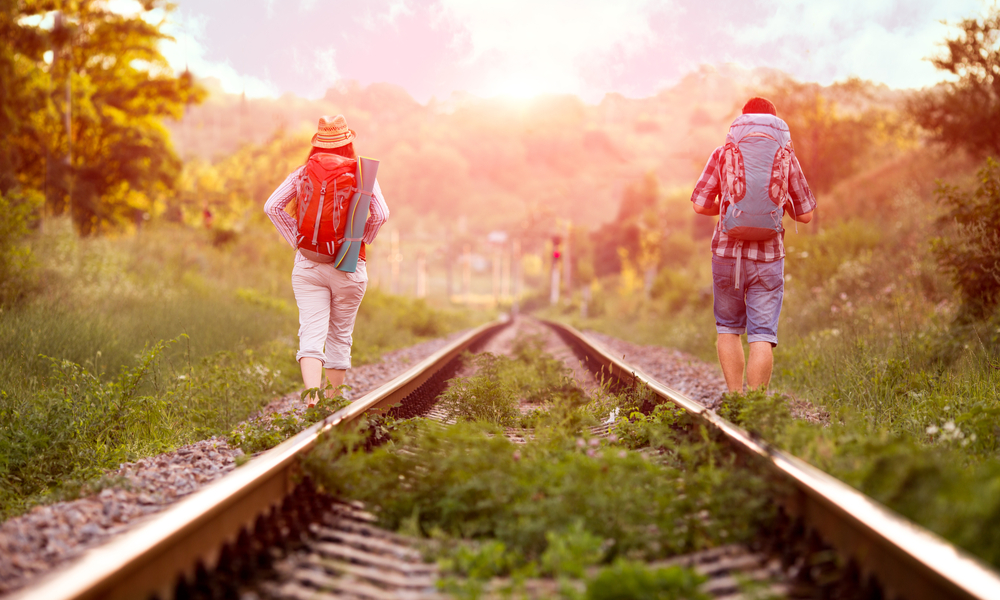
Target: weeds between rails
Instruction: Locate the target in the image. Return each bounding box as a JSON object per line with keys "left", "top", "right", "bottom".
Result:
{"left": 302, "top": 333, "right": 781, "bottom": 599}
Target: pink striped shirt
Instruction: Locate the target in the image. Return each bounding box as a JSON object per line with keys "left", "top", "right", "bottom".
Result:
{"left": 263, "top": 166, "right": 390, "bottom": 264}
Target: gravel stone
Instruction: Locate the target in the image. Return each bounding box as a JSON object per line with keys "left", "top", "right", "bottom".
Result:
{"left": 584, "top": 330, "right": 728, "bottom": 408}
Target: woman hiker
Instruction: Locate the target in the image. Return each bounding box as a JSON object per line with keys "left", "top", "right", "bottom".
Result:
{"left": 264, "top": 114, "right": 389, "bottom": 401}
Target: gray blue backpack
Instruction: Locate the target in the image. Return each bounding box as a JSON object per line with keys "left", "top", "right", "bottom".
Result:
{"left": 719, "top": 113, "right": 796, "bottom": 241}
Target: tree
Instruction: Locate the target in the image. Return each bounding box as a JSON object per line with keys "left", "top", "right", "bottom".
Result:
{"left": 591, "top": 172, "right": 660, "bottom": 277}
{"left": 932, "top": 159, "right": 1000, "bottom": 320}
{"left": 908, "top": 8, "right": 1000, "bottom": 158}
{"left": 762, "top": 76, "right": 903, "bottom": 197}
{"left": 0, "top": 0, "right": 203, "bottom": 234}
{"left": 0, "top": 0, "right": 49, "bottom": 195}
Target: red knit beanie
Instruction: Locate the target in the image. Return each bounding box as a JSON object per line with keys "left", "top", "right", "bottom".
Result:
{"left": 742, "top": 97, "right": 777, "bottom": 116}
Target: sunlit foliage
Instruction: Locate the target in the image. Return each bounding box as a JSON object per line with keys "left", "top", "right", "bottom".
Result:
{"left": 0, "top": 189, "right": 41, "bottom": 306}
{"left": 932, "top": 158, "right": 1000, "bottom": 319}
{"left": 761, "top": 75, "right": 915, "bottom": 197}
{"left": 908, "top": 7, "right": 1000, "bottom": 158}
{"left": 0, "top": 0, "right": 203, "bottom": 234}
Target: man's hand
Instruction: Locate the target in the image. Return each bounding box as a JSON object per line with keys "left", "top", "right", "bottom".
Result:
{"left": 692, "top": 198, "right": 720, "bottom": 216}
{"left": 789, "top": 208, "right": 813, "bottom": 223}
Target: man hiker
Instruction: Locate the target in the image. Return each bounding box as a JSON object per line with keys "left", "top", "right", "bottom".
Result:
{"left": 690, "top": 97, "right": 816, "bottom": 393}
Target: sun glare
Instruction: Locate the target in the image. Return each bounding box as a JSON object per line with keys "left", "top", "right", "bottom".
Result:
{"left": 487, "top": 76, "right": 560, "bottom": 100}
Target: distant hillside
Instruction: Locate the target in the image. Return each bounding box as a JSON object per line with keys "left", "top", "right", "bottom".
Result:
{"left": 166, "top": 65, "right": 916, "bottom": 233}
{"left": 165, "top": 65, "right": 775, "bottom": 229}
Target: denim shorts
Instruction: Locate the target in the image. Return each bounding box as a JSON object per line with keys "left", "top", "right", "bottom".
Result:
{"left": 711, "top": 256, "right": 784, "bottom": 346}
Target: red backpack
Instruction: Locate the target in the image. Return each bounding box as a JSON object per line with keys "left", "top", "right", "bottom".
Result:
{"left": 294, "top": 153, "right": 357, "bottom": 263}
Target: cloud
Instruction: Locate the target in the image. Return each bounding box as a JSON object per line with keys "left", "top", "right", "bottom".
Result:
{"left": 434, "top": 0, "right": 669, "bottom": 97}
{"left": 159, "top": 9, "right": 280, "bottom": 98}
{"left": 726, "top": 0, "right": 980, "bottom": 88}
{"left": 161, "top": 0, "right": 986, "bottom": 103}
{"left": 313, "top": 47, "right": 340, "bottom": 86}
{"left": 382, "top": 0, "right": 414, "bottom": 25}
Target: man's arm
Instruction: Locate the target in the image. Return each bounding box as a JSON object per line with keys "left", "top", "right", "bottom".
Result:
{"left": 790, "top": 208, "right": 813, "bottom": 223}
{"left": 693, "top": 198, "right": 720, "bottom": 215}
{"left": 691, "top": 147, "right": 724, "bottom": 216}
{"left": 786, "top": 153, "right": 817, "bottom": 223}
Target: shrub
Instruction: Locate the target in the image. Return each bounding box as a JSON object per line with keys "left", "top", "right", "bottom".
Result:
{"left": 932, "top": 158, "right": 1000, "bottom": 319}
{"left": 0, "top": 189, "right": 40, "bottom": 307}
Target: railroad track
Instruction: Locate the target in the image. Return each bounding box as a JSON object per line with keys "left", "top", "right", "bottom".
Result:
{"left": 9, "top": 316, "right": 1000, "bottom": 600}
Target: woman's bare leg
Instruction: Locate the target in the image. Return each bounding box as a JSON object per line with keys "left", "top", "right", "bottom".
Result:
{"left": 325, "top": 368, "right": 346, "bottom": 397}
{"left": 299, "top": 357, "right": 324, "bottom": 390}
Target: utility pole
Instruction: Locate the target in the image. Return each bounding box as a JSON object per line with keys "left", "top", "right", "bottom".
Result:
{"left": 492, "top": 248, "right": 501, "bottom": 304}
{"left": 512, "top": 239, "right": 522, "bottom": 314}
{"left": 445, "top": 229, "right": 454, "bottom": 301}
{"left": 462, "top": 244, "right": 471, "bottom": 304}
{"left": 563, "top": 220, "right": 572, "bottom": 293}
{"left": 550, "top": 235, "right": 562, "bottom": 305}
{"left": 416, "top": 253, "right": 427, "bottom": 298}
{"left": 390, "top": 229, "right": 401, "bottom": 295}
{"left": 501, "top": 246, "right": 510, "bottom": 300}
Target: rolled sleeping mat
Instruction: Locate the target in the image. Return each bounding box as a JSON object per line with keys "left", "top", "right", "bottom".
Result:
{"left": 334, "top": 157, "right": 379, "bottom": 273}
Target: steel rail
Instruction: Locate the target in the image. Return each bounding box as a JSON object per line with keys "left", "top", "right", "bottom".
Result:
{"left": 8, "top": 317, "right": 510, "bottom": 600}
{"left": 543, "top": 319, "right": 1000, "bottom": 600}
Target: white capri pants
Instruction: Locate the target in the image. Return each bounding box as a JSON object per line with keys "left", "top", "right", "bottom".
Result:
{"left": 291, "top": 259, "right": 368, "bottom": 370}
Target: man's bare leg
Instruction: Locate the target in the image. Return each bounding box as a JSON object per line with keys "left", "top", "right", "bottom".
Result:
{"left": 746, "top": 341, "right": 773, "bottom": 390}
{"left": 717, "top": 333, "right": 745, "bottom": 392}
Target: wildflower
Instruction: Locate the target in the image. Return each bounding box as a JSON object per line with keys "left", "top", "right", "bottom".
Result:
{"left": 608, "top": 433, "right": 618, "bottom": 443}
{"left": 943, "top": 421, "right": 956, "bottom": 432}
{"left": 589, "top": 438, "right": 600, "bottom": 448}
{"left": 618, "top": 450, "right": 627, "bottom": 459}
{"left": 576, "top": 438, "right": 586, "bottom": 448}
{"left": 586, "top": 449, "right": 596, "bottom": 458}
{"left": 926, "top": 425, "right": 939, "bottom": 435}
{"left": 512, "top": 450, "right": 521, "bottom": 462}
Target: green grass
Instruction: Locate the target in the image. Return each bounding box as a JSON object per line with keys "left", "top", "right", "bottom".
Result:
{"left": 309, "top": 419, "right": 768, "bottom": 597}
{"left": 439, "top": 334, "right": 593, "bottom": 427}
{"left": 305, "top": 338, "right": 774, "bottom": 597}
{"left": 0, "top": 218, "right": 482, "bottom": 518}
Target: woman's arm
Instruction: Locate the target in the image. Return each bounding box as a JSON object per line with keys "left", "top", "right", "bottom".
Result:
{"left": 264, "top": 170, "right": 300, "bottom": 249}
{"left": 362, "top": 179, "right": 389, "bottom": 244}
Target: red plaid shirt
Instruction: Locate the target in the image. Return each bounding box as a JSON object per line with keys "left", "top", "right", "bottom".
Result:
{"left": 690, "top": 145, "right": 817, "bottom": 261}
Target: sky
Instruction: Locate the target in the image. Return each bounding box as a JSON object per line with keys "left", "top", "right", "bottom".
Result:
{"left": 152, "top": 0, "right": 985, "bottom": 103}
